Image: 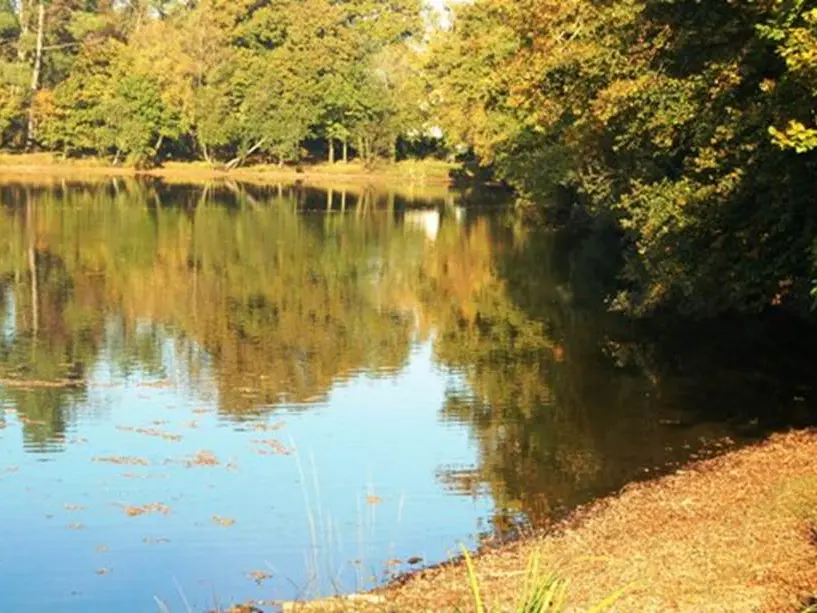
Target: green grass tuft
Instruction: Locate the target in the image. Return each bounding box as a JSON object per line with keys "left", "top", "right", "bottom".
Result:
{"left": 459, "top": 545, "right": 627, "bottom": 613}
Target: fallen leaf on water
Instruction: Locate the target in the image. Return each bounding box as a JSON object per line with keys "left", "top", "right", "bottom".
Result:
{"left": 250, "top": 439, "right": 292, "bottom": 456}
{"left": 251, "top": 421, "right": 286, "bottom": 432}
{"left": 137, "top": 379, "right": 172, "bottom": 389}
{"left": 94, "top": 456, "right": 151, "bottom": 466}
{"left": 96, "top": 545, "right": 108, "bottom": 553}
{"left": 116, "top": 426, "right": 182, "bottom": 443}
{"left": 212, "top": 515, "right": 236, "bottom": 527}
{"left": 248, "top": 570, "right": 271, "bottom": 585}
{"left": 185, "top": 450, "right": 220, "bottom": 467}
{"left": 121, "top": 503, "right": 170, "bottom": 517}
{"left": 95, "top": 568, "right": 109, "bottom": 575}
{"left": 366, "top": 495, "right": 383, "bottom": 505}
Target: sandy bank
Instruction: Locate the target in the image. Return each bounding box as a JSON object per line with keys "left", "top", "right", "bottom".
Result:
{"left": 0, "top": 155, "right": 456, "bottom": 187}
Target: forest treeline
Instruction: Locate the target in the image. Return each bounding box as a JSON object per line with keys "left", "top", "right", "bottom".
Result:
{"left": 1, "top": 0, "right": 817, "bottom": 317}
{"left": 0, "top": 0, "right": 430, "bottom": 166}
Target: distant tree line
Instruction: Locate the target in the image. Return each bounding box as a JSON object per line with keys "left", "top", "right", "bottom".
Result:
{"left": 0, "top": 0, "right": 438, "bottom": 166}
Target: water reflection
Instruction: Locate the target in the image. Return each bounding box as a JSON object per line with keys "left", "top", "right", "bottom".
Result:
{"left": 0, "top": 179, "right": 814, "bottom": 611}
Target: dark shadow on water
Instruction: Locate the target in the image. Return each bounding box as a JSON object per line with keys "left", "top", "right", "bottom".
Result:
{"left": 440, "top": 220, "right": 817, "bottom": 537}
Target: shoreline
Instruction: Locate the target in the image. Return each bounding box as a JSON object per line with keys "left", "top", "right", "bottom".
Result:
{"left": 285, "top": 430, "right": 817, "bottom": 611}
{"left": 0, "top": 155, "right": 457, "bottom": 187}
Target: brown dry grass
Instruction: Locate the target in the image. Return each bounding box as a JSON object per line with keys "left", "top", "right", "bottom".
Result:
{"left": 289, "top": 430, "right": 817, "bottom": 612}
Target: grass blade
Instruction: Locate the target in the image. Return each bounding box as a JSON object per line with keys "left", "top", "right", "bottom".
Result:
{"left": 461, "top": 545, "right": 485, "bottom": 613}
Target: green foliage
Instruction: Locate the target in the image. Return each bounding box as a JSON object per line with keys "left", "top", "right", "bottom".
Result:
{"left": 430, "top": 0, "right": 817, "bottom": 318}
{"left": 0, "top": 0, "right": 429, "bottom": 166}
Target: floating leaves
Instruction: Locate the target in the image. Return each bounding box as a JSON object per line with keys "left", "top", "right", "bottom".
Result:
{"left": 185, "top": 450, "right": 220, "bottom": 467}
{"left": 366, "top": 495, "right": 384, "bottom": 506}
{"left": 116, "top": 426, "right": 182, "bottom": 442}
{"left": 121, "top": 503, "right": 171, "bottom": 517}
{"left": 137, "top": 379, "right": 172, "bottom": 389}
{"left": 94, "top": 456, "right": 151, "bottom": 466}
{"left": 250, "top": 439, "right": 291, "bottom": 456}
{"left": 247, "top": 570, "right": 271, "bottom": 585}
{"left": 212, "top": 515, "right": 236, "bottom": 527}
{"left": 0, "top": 377, "right": 78, "bottom": 390}
{"left": 249, "top": 421, "right": 286, "bottom": 433}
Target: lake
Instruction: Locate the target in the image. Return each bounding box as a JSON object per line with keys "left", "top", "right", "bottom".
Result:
{"left": 0, "top": 178, "right": 814, "bottom": 612}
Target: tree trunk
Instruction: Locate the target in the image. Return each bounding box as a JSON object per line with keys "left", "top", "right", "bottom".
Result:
{"left": 226, "top": 137, "right": 267, "bottom": 170}
{"left": 154, "top": 133, "right": 164, "bottom": 156}
{"left": 25, "top": 0, "right": 45, "bottom": 151}
{"left": 328, "top": 137, "right": 334, "bottom": 164}
{"left": 18, "top": 0, "right": 27, "bottom": 62}
{"left": 200, "top": 136, "right": 212, "bottom": 163}
{"left": 342, "top": 139, "right": 348, "bottom": 163}
{"left": 391, "top": 138, "right": 398, "bottom": 164}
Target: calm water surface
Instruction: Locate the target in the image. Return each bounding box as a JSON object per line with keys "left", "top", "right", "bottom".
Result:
{"left": 0, "top": 179, "right": 814, "bottom": 612}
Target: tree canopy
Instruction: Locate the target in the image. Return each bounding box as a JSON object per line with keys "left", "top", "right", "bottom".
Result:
{"left": 428, "top": 0, "right": 817, "bottom": 317}
{"left": 0, "top": 0, "right": 431, "bottom": 165}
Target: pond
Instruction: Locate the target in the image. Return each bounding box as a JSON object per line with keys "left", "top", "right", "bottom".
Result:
{"left": 0, "top": 178, "right": 814, "bottom": 612}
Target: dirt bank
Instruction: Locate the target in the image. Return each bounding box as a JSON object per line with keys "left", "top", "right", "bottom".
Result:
{"left": 286, "top": 430, "right": 817, "bottom": 612}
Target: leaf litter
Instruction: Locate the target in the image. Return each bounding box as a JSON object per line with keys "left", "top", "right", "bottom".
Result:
{"left": 287, "top": 431, "right": 817, "bottom": 612}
